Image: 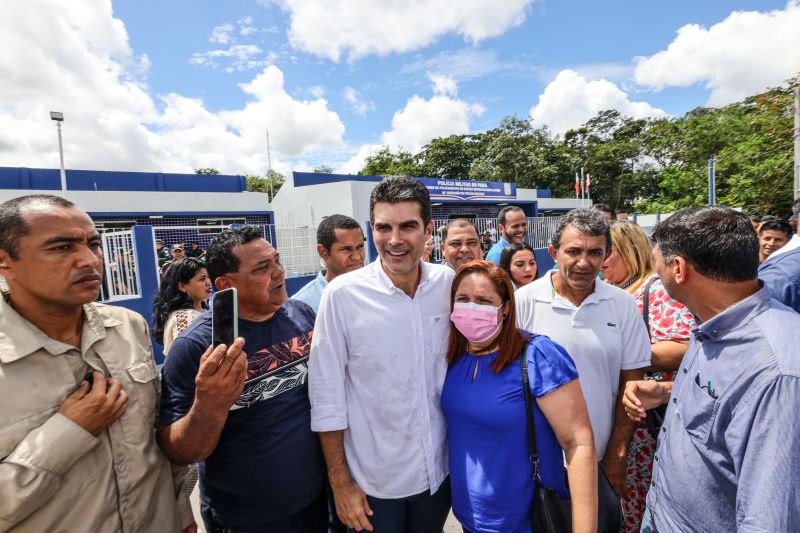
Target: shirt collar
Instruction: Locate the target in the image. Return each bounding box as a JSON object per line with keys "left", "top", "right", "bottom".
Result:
{"left": 316, "top": 269, "right": 329, "bottom": 288}
{"left": 693, "top": 284, "right": 771, "bottom": 342}
{"left": 533, "top": 270, "right": 613, "bottom": 308}
{"left": 372, "top": 257, "right": 430, "bottom": 296}
{"left": 0, "top": 294, "right": 121, "bottom": 363}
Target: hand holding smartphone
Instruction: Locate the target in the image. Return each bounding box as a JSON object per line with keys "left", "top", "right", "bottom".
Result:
{"left": 212, "top": 287, "right": 238, "bottom": 348}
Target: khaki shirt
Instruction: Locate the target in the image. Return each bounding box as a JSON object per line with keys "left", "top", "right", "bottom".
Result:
{"left": 0, "top": 296, "right": 192, "bottom": 532}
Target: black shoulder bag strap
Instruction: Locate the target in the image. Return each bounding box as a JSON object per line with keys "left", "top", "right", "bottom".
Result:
{"left": 641, "top": 276, "right": 659, "bottom": 340}
{"left": 642, "top": 275, "right": 668, "bottom": 438}
{"left": 521, "top": 351, "right": 573, "bottom": 533}
{"left": 520, "top": 351, "right": 541, "bottom": 481}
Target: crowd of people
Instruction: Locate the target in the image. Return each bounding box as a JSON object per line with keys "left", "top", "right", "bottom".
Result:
{"left": 1, "top": 184, "right": 799, "bottom": 533}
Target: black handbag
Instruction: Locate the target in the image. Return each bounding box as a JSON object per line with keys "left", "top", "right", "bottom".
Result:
{"left": 641, "top": 276, "right": 668, "bottom": 439}
{"left": 521, "top": 353, "right": 573, "bottom": 533}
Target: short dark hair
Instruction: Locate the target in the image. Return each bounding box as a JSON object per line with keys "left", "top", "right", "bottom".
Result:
{"left": 317, "top": 214, "right": 363, "bottom": 252}
{"left": 442, "top": 218, "right": 478, "bottom": 241}
{"left": 0, "top": 194, "right": 75, "bottom": 260}
{"left": 204, "top": 225, "right": 265, "bottom": 282}
{"left": 497, "top": 206, "right": 524, "bottom": 228}
{"left": 369, "top": 176, "right": 431, "bottom": 226}
{"left": 651, "top": 206, "right": 758, "bottom": 283}
{"left": 593, "top": 203, "right": 617, "bottom": 220}
{"left": 552, "top": 207, "right": 611, "bottom": 251}
{"left": 758, "top": 219, "right": 793, "bottom": 237}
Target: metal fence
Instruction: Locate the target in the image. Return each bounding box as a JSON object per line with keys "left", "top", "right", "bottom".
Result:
{"left": 275, "top": 225, "right": 321, "bottom": 277}
{"left": 100, "top": 229, "right": 140, "bottom": 301}
{"left": 146, "top": 216, "right": 564, "bottom": 279}
{"left": 151, "top": 224, "right": 321, "bottom": 278}
{"left": 429, "top": 216, "right": 563, "bottom": 263}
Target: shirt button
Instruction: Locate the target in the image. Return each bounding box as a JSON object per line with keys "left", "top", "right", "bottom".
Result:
{"left": 654, "top": 454, "right": 659, "bottom": 462}
{"left": 672, "top": 397, "right": 677, "bottom": 404}
{"left": 115, "top": 463, "right": 126, "bottom": 473}
{"left": 683, "top": 368, "right": 688, "bottom": 374}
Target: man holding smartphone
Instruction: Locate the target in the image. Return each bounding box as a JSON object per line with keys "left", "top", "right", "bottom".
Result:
{"left": 157, "top": 226, "right": 327, "bottom": 532}
{"left": 0, "top": 195, "right": 193, "bottom": 532}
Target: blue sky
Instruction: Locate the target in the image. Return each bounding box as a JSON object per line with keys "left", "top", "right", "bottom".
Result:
{"left": 1, "top": 0, "right": 798, "bottom": 175}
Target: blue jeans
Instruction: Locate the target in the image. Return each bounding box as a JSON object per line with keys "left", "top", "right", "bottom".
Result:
{"left": 347, "top": 478, "right": 451, "bottom": 533}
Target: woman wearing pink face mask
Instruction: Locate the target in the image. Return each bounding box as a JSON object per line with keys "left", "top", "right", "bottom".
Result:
{"left": 441, "top": 260, "right": 597, "bottom": 533}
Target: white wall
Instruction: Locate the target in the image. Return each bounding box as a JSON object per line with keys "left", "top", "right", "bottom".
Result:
{"left": 0, "top": 189, "right": 270, "bottom": 213}
{"left": 271, "top": 178, "right": 376, "bottom": 229}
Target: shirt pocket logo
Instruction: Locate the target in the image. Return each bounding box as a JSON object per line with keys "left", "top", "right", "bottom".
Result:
{"left": 680, "top": 377, "right": 720, "bottom": 443}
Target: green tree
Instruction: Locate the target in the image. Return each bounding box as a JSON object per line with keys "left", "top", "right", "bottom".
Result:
{"left": 313, "top": 165, "right": 333, "bottom": 174}
{"left": 359, "top": 147, "right": 423, "bottom": 176}
{"left": 194, "top": 167, "right": 220, "bottom": 175}
{"left": 246, "top": 170, "right": 285, "bottom": 202}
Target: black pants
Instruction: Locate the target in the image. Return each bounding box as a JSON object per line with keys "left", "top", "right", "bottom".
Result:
{"left": 347, "top": 478, "right": 451, "bottom": 533}
{"left": 201, "top": 488, "right": 328, "bottom": 533}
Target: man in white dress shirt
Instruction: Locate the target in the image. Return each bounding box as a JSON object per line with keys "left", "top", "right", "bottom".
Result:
{"left": 309, "top": 176, "right": 453, "bottom": 532}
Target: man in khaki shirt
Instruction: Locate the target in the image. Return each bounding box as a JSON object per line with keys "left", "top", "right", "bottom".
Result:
{"left": 0, "top": 195, "right": 193, "bottom": 532}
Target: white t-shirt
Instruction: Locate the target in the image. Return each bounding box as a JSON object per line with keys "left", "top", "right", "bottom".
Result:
{"left": 515, "top": 272, "right": 650, "bottom": 456}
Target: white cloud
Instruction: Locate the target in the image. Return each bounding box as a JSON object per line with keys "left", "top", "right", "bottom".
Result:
{"left": 189, "top": 45, "right": 277, "bottom": 73}
{"left": 335, "top": 143, "right": 382, "bottom": 175}
{"left": 334, "top": 77, "right": 485, "bottom": 173}
{"left": 238, "top": 16, "right": 258, "bottom": 37}
{"left": 634, "top": 2, "right": 800, "bottom": 106}
{"left": 343, "top": 87, "right": 375, "bottom": 116}
{"left": 210, "top": 22, "right": 234, "bottom": 44}
{"left": 276, "top": 0, "right": 535, "bottom": 61}
{"left": 0, "top": 0, "right": 345, "bottom": 175}
{"left": 530, "top": 70, "right": 667, "bottom": 135}
{"left": 381, "top": 79, "right": 484, "bottom": 153}
{"left": 309, "top": 85, "right": 325, "bottom": 98}
{"left": 429, "top": 74, "right": 458, "bottom": 97}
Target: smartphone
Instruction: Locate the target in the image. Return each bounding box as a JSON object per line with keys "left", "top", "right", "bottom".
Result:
{"left": 83, "top": 371, "right": 95, "bottom": 388}
{"left": 212, "top": 287, "right": 238, "bottom": 348}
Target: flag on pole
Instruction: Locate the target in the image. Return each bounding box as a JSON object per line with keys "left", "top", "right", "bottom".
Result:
{"left": 585, "top": 173, "right": 591, "bottom": 194}
{"left": 574, "top": 172, "right": 580, "bottom": 198}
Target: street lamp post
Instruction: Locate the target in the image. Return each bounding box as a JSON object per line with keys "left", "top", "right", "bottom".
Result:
{"left": 50, "top": 111, "right": 67, "bottom": 191}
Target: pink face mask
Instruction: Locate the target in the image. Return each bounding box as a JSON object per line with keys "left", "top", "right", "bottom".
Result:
{"left": 450, "top": 301, "right": 503, "bottom": 344}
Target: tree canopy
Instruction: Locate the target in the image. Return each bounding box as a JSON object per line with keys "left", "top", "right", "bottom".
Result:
{"left": 358, "top": 76, "right": 798, "bottom": 216}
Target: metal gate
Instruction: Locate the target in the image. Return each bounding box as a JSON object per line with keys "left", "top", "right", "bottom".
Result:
{"left": 100, "top": 230, "right": 140, "bottom": 301}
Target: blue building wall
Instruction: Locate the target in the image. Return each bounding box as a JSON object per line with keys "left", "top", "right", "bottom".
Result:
{"left": 0, "top": 166, "right": 247, "bottom": 192}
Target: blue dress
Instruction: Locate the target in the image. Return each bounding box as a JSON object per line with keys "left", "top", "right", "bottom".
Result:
{"left": 441, "top": 334, "right": 578, "bottom": 533}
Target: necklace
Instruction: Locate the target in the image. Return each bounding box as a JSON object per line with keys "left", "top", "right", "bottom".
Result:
{"left": 619, "top": 275, "right": 640, "bottom": 290}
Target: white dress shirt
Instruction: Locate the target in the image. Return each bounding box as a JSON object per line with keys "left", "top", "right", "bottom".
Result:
{"left": 309, "top": 258, "right": 453, "bottom": 499}
{"left": 515, "top": 272, "right": 650, "bottom": 456}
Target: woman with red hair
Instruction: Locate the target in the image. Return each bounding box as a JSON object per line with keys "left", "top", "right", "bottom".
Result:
{"left": 442, "top": 260, "right": 598, "bottom": 533}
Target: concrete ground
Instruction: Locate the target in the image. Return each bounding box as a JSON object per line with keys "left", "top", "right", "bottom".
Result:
{"left": 190, "top": 487, "right": 462, "bottom": 532}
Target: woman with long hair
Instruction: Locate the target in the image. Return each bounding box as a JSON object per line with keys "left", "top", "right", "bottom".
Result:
{"left": 498, "top": 242, "right": 538, "bottom": 289}
{"left": 600, "top": 220, "right": 652, "bottom": 293}
{"left": 601, "top": 221, "right": 695, "bottom": 532}
{"left": 152, "top": 257, "right": 211, "bottom": 355}
{"left": 442, "top": 260, "right": 597, "bottom": 533}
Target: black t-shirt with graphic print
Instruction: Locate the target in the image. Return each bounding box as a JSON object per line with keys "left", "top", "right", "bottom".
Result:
{"left": 159, "top": 300, "right": 324, "bottom": 528}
